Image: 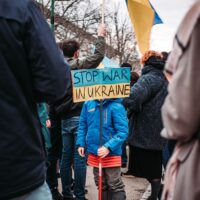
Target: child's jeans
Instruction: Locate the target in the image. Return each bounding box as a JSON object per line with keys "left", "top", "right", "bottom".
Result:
{"left": 93, "top": 167, "right": 126, "bottom": 200}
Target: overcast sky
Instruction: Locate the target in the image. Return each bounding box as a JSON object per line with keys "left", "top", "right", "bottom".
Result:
{"left": 105, "top": 0, "right": 196, "bottom": 52}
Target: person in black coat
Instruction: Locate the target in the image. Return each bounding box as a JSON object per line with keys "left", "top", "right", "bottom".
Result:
{"left": 0, "top": 0, "right": 70, "bottom": 199}
{"left": 123, "top": 51, "right": 168, "bottom": 200}
{"left": 122, "top": 71, "right": 139, "bottom": 176}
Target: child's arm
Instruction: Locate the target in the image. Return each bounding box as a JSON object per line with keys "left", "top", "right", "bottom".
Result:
{"left": 76, "top": 102, "right": 88, "bottom": 156}
{"left": 103, "top": 103, "right": 128, "bottom": 152}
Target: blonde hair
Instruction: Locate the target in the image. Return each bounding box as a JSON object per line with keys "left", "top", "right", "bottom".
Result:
{"left": 140, "top": 50, "right": 162, "bottom": 65}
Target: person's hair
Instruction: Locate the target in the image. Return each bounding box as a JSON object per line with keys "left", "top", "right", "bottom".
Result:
{"left": 161, "top": 51, "right": 169, "bottom": 62}
{"left": 130, "top": 71, "right": 139, "bottom": 86}
{"left": 121, "top": 63, "right": 132, "bottom": 69}
{"left": 140, "top": 50, "right": 162, "bottom": 65}
{"left": 62, "top": 40, "right": 80, "bottom": 58}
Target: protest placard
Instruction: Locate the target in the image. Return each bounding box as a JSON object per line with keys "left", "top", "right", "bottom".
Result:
{"left": 71, "top": 68, "right": 130, "bottom": 103}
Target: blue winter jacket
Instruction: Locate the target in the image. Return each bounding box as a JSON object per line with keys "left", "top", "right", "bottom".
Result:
{"left": 76, "top": 99, "right": 128, "bottom": 156}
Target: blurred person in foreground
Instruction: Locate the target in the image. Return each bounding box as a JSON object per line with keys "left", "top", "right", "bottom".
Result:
{"left": 0, "top": 0, "right": 70, "bottom": 199}
{"left": 123, "top": 51, "right": 168, "bottom": 200}
{"left": 161, "top": 1, "right": 200, "bottom": 200}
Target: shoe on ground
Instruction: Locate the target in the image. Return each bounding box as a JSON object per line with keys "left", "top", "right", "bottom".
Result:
{"left": 121, "top": 171, "right": 135, "bottom": 178}
{"left": 121, "top": 163, "right": 127, "bottom": 168}
{"left": 51, "top": 189, "right": 63, "bottom": 200}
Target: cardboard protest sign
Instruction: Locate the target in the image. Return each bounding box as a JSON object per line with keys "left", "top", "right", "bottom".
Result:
{"left": 71, "top": 68, "right": 130, "bottom": 103}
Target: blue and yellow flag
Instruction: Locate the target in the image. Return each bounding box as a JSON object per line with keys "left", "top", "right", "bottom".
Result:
{"left": 91, "top": 45, "right": 120, "bottom": 68}
{"left": 98, "top": 56, "right": 120, "bottom": 68}
{"left": 126, "top": 0, "right": 162, "bottom": 54}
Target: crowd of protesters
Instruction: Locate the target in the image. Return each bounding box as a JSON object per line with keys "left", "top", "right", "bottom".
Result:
{"left": 1, "top": 1, "right": 200, "bottom": 200}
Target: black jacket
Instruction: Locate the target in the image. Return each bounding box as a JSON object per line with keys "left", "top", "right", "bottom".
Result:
{"left": 123, "top": 59, "right": 168, "bottom": 150}
{"left": 0, "top": 0, "right": 70, "bottom": 199}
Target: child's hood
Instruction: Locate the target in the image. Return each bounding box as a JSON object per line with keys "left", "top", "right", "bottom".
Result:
{"left": 95, "top": 98, "right": 122, "bottom": 106}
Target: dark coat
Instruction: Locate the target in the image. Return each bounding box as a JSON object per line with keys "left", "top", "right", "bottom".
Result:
{"left": 123, "top": 60, "right": 168, "bottom": 150}
{"left": 0, "top": 1, "right": 69, "bottom": 199}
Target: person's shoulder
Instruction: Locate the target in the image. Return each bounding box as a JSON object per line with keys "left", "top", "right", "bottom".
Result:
{"left": 96, "top": 36, "right": 105, "bottom": 42}
{"left": 67, "top": 58, "right": 78, "bottom": 69}
{"left": 0, "top": 0, "right": 31, "bottom": 21}
{"left": 24, "top": 0, "right": 38, "bottom": 6}
{"left": 9, "top": 0, "right": 41, "bottom": 24}
{"left": 26, "top": 0, "right": 43, "bottom": 13}
{"left": 142, "top": 70, "right": 163, "bottom": 83}
{"left": 8, "top": 0, "right": 35, "bottom": 9}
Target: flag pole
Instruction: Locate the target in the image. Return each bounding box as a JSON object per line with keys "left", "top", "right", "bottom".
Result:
{"left": 98, "top": 99, "right": 103, "bottom": 200}
{"left": 98, "top": 1, "right": 105, "bottom": 199}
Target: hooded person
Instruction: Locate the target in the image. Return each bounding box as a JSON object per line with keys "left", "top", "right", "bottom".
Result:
{"left": 123, "top": 50, "right": 168, "bottom": 200}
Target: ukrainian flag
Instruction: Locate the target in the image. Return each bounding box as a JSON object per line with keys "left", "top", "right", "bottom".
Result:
{"left": 126, "top": 0, "right": 162, "bottom": 54}
{"left": 91, "top": 45, "right": 120, "bottom": 68}
{"left": 98, "top": 56, "right": 120, "bottom": 68}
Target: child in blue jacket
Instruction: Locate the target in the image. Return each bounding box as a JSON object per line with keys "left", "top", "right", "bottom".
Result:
{"left": 76, "top": 99, "right": 128, "bottom": 200}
